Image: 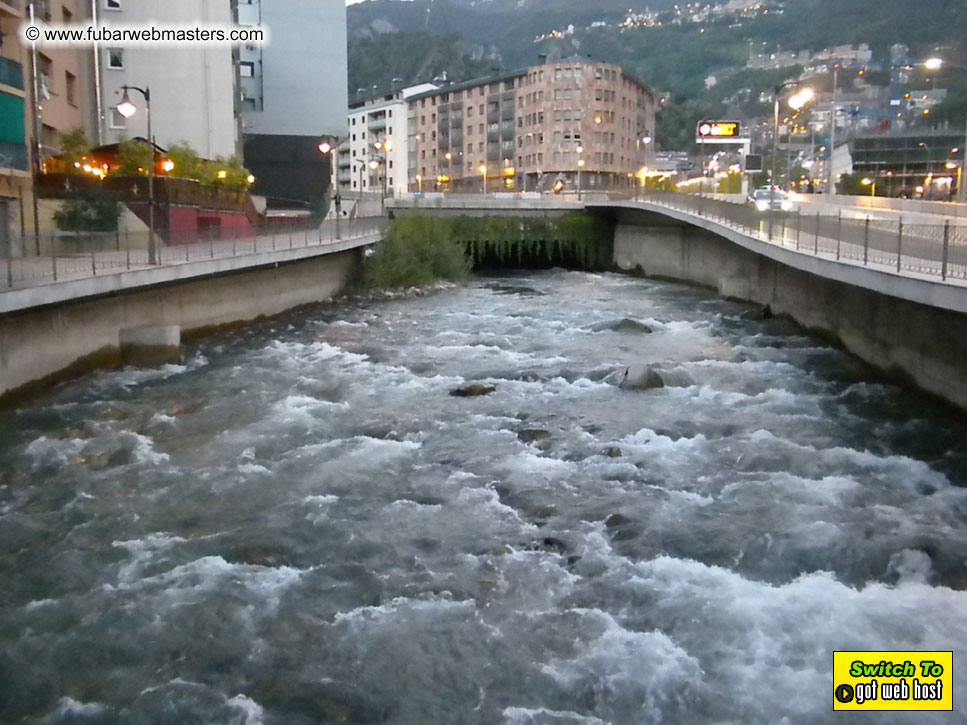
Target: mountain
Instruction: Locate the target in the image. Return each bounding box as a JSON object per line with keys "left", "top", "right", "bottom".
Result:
{"left": 346, "top": 0, "right": 967, "bottom": 149}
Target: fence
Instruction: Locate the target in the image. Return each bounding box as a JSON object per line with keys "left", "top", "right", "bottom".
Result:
{"left": 1, "top": 216, "right": 387, "bottom": 291}
{"left": 628, "top": 190, "right": 967, "bottom": 282}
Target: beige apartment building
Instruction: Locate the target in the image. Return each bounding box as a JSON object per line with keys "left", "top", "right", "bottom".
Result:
{"left": 1, "top": 0, "right": 91, "bottom": 239}
{"left": 407, "top": 57, "right": 656, "bottom": 193}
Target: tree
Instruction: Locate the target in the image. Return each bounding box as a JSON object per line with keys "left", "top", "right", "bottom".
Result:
{"left": 58, "top": 127, "right": 91, "bottom": 172}
{"left": 52, "top": 188, "right": 122, "bottom": 232}
{"left": 165, "top": 142, "right": 204, "bottom": 180}
{"left": 117, "top": 137, "right": 152, "bottom": 176}
{"left": 836, "top": 172, "right": 869, "bottom": 196}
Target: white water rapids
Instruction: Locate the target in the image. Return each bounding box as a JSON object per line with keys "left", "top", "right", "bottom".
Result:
{"left": 0, "top": 270, "right": 965, "bottom": 723}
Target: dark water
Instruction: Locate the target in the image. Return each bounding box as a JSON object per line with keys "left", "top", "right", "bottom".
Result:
{"left": 1, "top": 270, "right": 966, "bottom": 724}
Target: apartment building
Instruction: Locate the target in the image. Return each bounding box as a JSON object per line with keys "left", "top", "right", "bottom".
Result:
{"left": 95, "top": 0, "right": 238, "bottom": 159}
{"left": 406, "top": 57, "right": 656, "bottom": 193}
{"left": 239, "top": 0, "right": 347, "bottom": 205}
{"left": 341, "top": 83, "right": 436, "bottom": 196}
{"left": 1, "top": 0, "right": 91, "bottom": 239}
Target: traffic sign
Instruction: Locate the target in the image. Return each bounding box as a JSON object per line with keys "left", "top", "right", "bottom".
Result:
{"left": 697, "top": 120, "right": 741, "bottom": 139}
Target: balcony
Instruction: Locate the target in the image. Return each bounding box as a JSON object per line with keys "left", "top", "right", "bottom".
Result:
{"left": 0, "top": 56, "right": 24, "bottom": 91}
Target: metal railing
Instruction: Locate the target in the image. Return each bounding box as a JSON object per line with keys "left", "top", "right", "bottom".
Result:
{"left": 1, "top": 216, "right": 387, "bottom": 291}
{"left": 623, "top": 190, "right": 967, "bottom": 282}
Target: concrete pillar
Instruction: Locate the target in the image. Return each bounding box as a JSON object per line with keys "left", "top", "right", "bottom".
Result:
{"left": 119, "top": 325, "right": 181, "bottom": 367}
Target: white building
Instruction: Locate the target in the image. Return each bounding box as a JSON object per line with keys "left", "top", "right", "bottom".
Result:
{"left": 94, "top": 0, "right": 238, "bottom": 159}
{"left": 238, "top": 0, "right": 347, "bottom": 204}
{"left": 340, "top": 83, "right": 436, "bottom": 196}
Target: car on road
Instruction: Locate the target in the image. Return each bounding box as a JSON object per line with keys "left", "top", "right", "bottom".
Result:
{"left": 748, "top": 187, "right": 793, "bottom": 212}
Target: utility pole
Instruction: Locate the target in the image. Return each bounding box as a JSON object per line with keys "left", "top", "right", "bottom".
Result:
{"left": 827, "top": 65, "right": 838, "bottom": 195}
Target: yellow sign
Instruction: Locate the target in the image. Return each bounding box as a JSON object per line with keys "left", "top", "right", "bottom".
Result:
{"left": 833, "top": 651, "right": 952, "bottom": 711}
{"left": 696, "top": 120, "right": 740, "bottom": 138}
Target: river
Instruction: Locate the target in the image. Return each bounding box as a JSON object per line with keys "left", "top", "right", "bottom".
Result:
{"left": 1, "top": 270, "right": 965, "bottom": 723}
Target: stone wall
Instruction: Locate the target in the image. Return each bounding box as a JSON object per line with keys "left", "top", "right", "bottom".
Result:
{"left": 614, "top": 219, "right": 967, "bottom": 410}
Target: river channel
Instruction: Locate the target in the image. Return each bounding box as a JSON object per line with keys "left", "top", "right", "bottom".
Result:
{"left": 1, "top": 270, "right": 965, "bottom": 723}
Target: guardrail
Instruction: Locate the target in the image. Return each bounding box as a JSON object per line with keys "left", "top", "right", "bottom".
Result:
{"left": 622, "top": 191, "right": 967, "bottom": 282}
{"left": 1, "top": 216, "right": 387, "bottom": 291}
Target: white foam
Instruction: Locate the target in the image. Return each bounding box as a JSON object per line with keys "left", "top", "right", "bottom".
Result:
{"left": 224, "top": 694, "right": 265, "bottom": 724}
{"left": 502, "top": 707, "right": 608, "bottom": 724}
{"left": 53, "top": 697, "right": 105, "bottom": 717}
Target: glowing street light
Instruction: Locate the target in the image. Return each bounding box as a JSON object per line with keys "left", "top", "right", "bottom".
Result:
{"left": 115, "top": 84, "right": 157, "bottom": 264}
{"left": 479, "top": 164, "right": 488, "bottom": 194}
{"left": 770, "top": 80, "right": 814, "bottom": 238}
{"left": 861, "top": 177, "right": 876, "bottom": 197}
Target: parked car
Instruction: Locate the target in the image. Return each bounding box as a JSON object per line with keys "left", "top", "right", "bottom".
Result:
{"left": 748, "top": 187, "right": 793, "bottom": 212}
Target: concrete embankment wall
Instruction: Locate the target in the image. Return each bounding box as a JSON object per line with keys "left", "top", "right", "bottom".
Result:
{"left": 0, "top": 250, "right": 359, "bottom": 403}
{"left": 613, "top": 218, "right": 967, "bottom": 410}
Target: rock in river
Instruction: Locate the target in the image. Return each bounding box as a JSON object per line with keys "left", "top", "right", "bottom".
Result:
{"left": 618, "top": 364, "right": 665, "bottom": 390}
{"left": 450, "top": 383, "right": 497, "bottom": 397}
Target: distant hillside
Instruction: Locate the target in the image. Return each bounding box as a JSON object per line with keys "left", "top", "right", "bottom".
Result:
{"left": 346, "top": 0, "right": 967, "bottom": 149}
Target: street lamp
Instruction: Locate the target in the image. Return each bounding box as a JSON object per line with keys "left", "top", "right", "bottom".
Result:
{"left": 771, "top": 81, "right": 814, "bottom": 200}
{"left": 924, "top": 57, "right": 967, "bottom": 203}
{"left": 861, "top": 177, "right": 876, "bottom": 197}
{"left": 576, "top": 144, "right": 584, "bottom": 200}
{"left": 318, "top": 137, "right": 346, "bottom": 238}
{"left": 443, "top": 151, "right": 452, "bottom": 193}
{"left": 115, "top": 84, "right": 157, "bottom": 264}
{"left": 479, "top": 164, "right": 487, "bottom": 194}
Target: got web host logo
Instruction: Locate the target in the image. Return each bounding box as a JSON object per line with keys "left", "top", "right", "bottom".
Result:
{"left": 833, "top": 651, "right": 952, "bottom": 711}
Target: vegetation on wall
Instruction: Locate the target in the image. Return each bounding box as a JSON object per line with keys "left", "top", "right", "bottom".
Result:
{"left": 357, "top": 213, "right": 472, "bottom": 290}
{"left": 356, "top": 212, "right": 611, "bottom": 291}
{"left": 52, "top": 188, "right": 122, "bottom": 232}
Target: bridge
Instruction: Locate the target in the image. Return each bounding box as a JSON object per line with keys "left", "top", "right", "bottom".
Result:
{"left": 3, "top": 190, "right": 966, "bottom": 408}
{"left": 389, "top": 191, "right": 967, "bottom": 409}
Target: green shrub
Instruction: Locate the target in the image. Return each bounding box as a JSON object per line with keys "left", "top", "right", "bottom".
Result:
{"left": 53, "top": 188, "right": 122, "bottom": 232}
{"left": 358, "top": 213, "right": 471, "bottom": 290}
{"left": 117, "top": 137, "right": 152, "bottom": 176}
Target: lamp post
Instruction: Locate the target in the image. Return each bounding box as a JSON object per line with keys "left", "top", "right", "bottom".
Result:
{"left": 576, "top": 144, "right": 584, "bottom": 200}
{"left": 861, "top": 177, "right": 876, "bottom": 197}
{"left": 771, "top": 81, "right": 814, "bottom": 209}
{"left": 116, "top": 85, "right": 156, "bottom": 264}
{"left": 924, "top": 58, "right": 967, "bottom": 203}
{"left": 318, "top": 137, "right": 346, "bottom": 238}
{"left": 444, "top": 151, "right": 452, "bottom": 194}
{"left": 479, "top": 164, "right": 487, "bottom": 194}
{"left": 826, "top": 64, "right": 839, "bottom": 194}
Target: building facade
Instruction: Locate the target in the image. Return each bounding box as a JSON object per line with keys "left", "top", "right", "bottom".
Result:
{"left": 239, "top": 0, "right": 347, "bottom": 205}
{"left": 94, "top": 0, "right": 238, "bottom": 160}
{"left": 851, "top": 129, "right": 964, "bottom": 199}
{"left": 340, "top": 83, "right": 436, "bottom": 196}
{"left": 405, "top": 58, "right": 656, "bottom": 193}
{"left": 2, "top": 0, "right": 93, "bottom": 241}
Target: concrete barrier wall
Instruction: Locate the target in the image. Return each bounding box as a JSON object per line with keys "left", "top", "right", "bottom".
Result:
{"left": 615, "top": 222, "right": 967, "bottom": 409}
{"left": 0, "top": 250, "right": 359, "bottom": 402}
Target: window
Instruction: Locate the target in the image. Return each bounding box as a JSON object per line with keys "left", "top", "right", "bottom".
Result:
{"left": 239, "top": 61, "right": 255, "bottom": 78}
{"left": 65, "top": 71, "right": 76, "bottom": 106}
{"left": 107, "top": 48, "right": 123, "bottom": 69}
{"left": 105, "top": 0, "right": 121, "bottom": 9}
{"left": 110, "top": 108, "right": 126, "bottom": 128}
